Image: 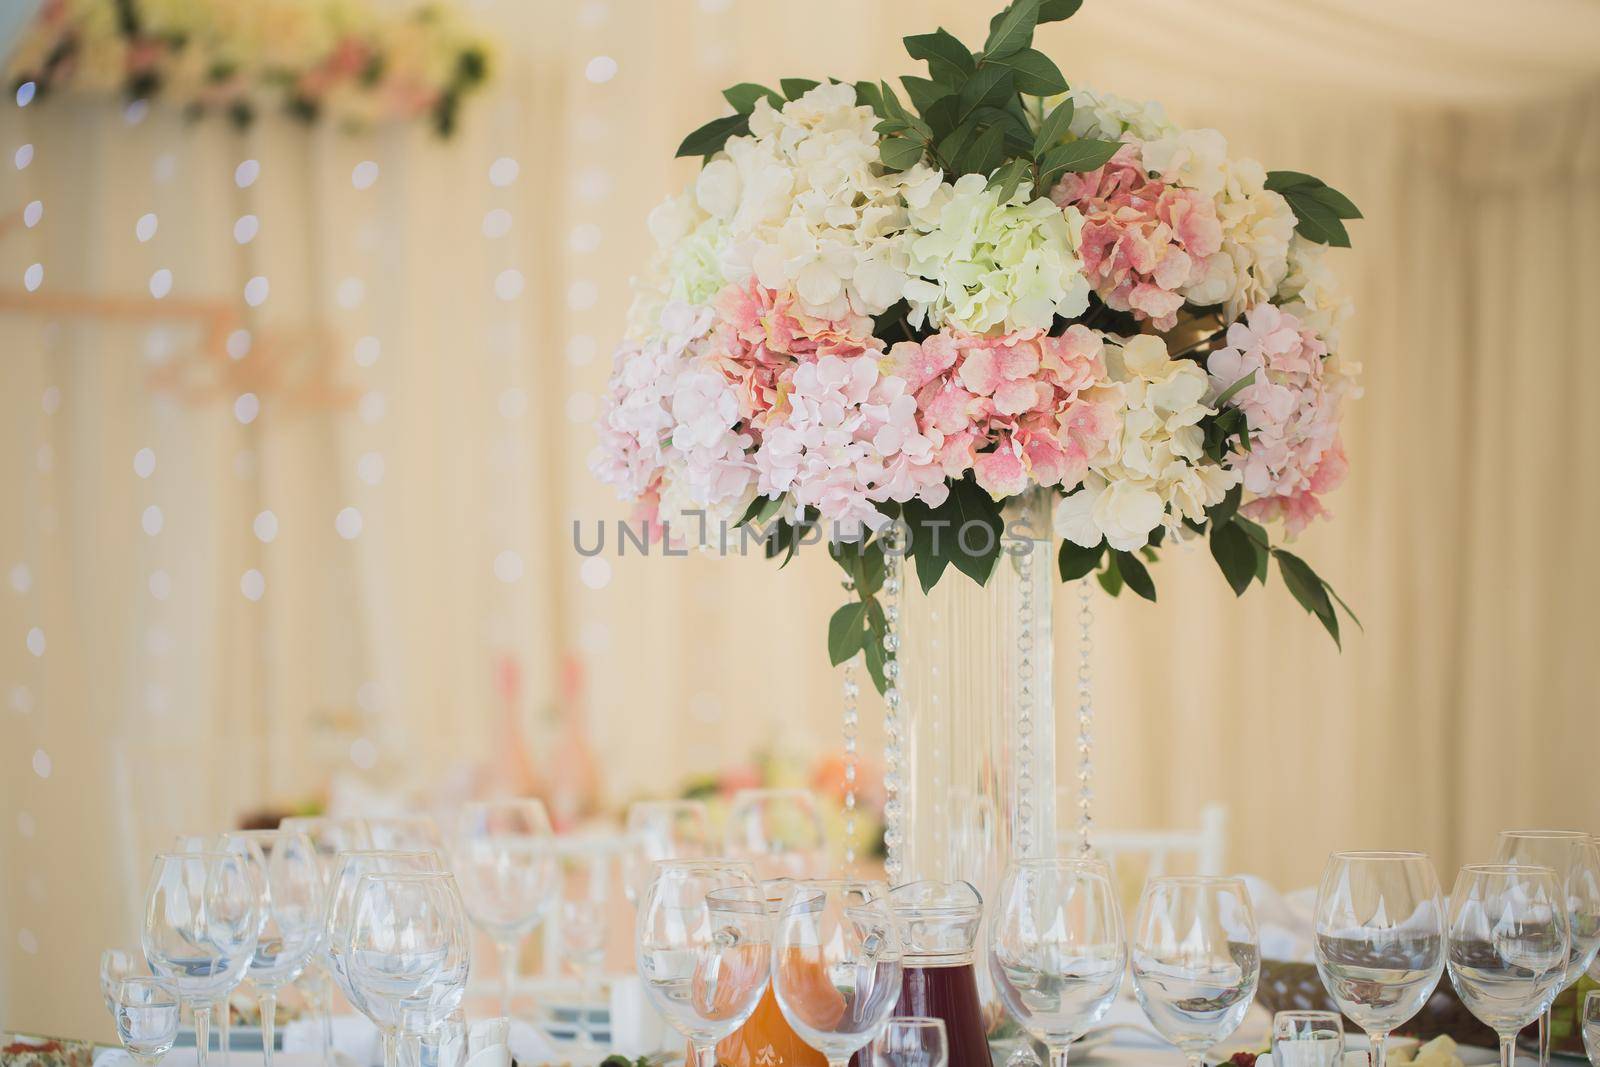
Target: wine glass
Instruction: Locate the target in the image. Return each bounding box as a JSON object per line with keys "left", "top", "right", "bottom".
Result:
{"left": 1581, "top": 990, "right": 1599, "bottom": 1065}
{"left": 1313, "top": 851, "right": 1444, "bottom": 1067}
{"left": 1495, "top": 829, "right": 1600, "bottom": 1067}
{"left": 772, "top": 879, "right": 903, "bottom": 1067}
{"left": 101, "top": 948, "right": 145, "bottom": 1013}
{"left": 112, "top": 976, "right": 182, "bottom": 1066}
{"left": 451, "top": 799, "right": 558, "bottom": 1019}
{"left": 725, "top": 789, "right": 827, "bottom": 879}
{"left": 622, "top": 800, "right": 711, "bottom": 904}
{"left": 560, "top": 897, "right": 609, "bottom": 1048}
{"left": 142, "top": 851, "right": 259, "bottom": 1067}
{"left": 323, "top": 849, "right": 442, "bottom": 1023}
{"left": 221, "top": 830, "right": 324, "bottom": 1067}
{"left": 1271, "top": 1011, "right": 1345, "bottom": 1067}
{"left": 344, "top": 871, "right": 472, "bottom": 1067}
{"left": 366, "top": 815, "right": 446, "bottom": 853}
{"left": 1446, "top": 864, "right": 1570, "bottom": 1067}
{"left": 277, "top": 816, "right": 369, "bottom": 1065}
{"left": 1131, "top": 876, "right": 1260, "bottom": 1067}
{"left": 988, "top": 858, "right": 1126, "bottom": 1067}
{"left": 873, "top": 1016, "right": 949, "bottom": 1067}
{"left": 636, "top": 860, "right": 768, "bottom": 1067}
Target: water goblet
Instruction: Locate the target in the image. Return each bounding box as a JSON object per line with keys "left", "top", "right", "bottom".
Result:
{"left": 277, "top": 816, "right": 370, "bottom": 1065}
{"left": 1495, "top": 829, "right": 1600, "bottom": 1066}
{"left": 1313, "top": 851, "right": 1444, "bottom": 1067}
{"left": 322, "top": 850, "right": 441, "bottom": 1022}
{"left": 725, "top": 789, "right": 828, "bottom": 880}
{"left": 113, "top": 976, "right": 182, "bottom": 1066}
{"left": 101, "top": 949, "right": 144, "bottom": 1013}
{"left": 1581, "top": 990, "right": 1599, "bottom": 1065}
{"left": 452, "top": 799, "right": 557, "bottom": 1019}
{"left": 622, "top": 800, "right": 711, "bottom": 904}
{"left": 636, "top": 860, "right": 768, "bottom": 1067}
{"left": 873, "top": 1016, "right": 949, "bottom": 1067}
{"left": 142, "top": 851, "right": 259, "bottom": 1067}
{"left": 1271, "top": 1011, "right": 1345, "bottom": 1067}
{"left": 1446, "top": 863, "right": 1570, "bottom": 1067}
{"left": 772, "top": 879, "right": 903, "bottom": 1067}
{"left": 1132, "top": 876, "right": 1260, "bottom": 1067}
{"left": 343, "top": 870, "right": 472, "bottom": 1067}
{"left": 221, "top": 830, "right": 324, "bottom": 1066}
{"left": 559, "top": 896, "right": 609, "bottom": 1048}
{"left": 988, "top": 858, "right": 1126, "bottom": 1067}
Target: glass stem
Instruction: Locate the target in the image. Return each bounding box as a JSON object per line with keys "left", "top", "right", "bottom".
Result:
{"left": 1538, "top": 1006, "right": 1551, "bottom": 1067}
{"left": 498, "top": 940, "right": 518, "bottom": 1020}
{"left": 1371, "top": 1031, "right": 1390, "bottom": 1067}
{"left": 1185, "top": 1055, "right": 1203, "bottom": 1067}
{"left": 1501, "top": 1033, "right": 1518, "bottom": 1067}
{"left": 218, "top": 997, "right": 231, "bottom": 1067}
{"left": 1049, "top": 1045, "right": 1071, "bottom": 1067}
{"left": 259, "top": 990, "right": 277, "bottom": 1067}
{"left": 382, "top": 1029, "right": 399, "bottom": 1067}
{"left": 319, "top": 977, "right": 335, "bottom": 1066}
{"left": 697, "top": 1044, "right": 722, "bottom": 1067}
{"left": 192, "top": 1002, "right": 212, "bottom": 1067}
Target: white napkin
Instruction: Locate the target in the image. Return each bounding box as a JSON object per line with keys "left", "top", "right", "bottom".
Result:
{"left": 280, "top": 1014, "right": 381, "bottom": 1066}
{"left": 608, "top": 975, "right": 673, "bottom": 1057}
{"left": 505, "top": 1021, "right": 560, "bottom": 1066}
{"left": 1256, "top": 1054, "right": 1371, "bottom": 1067}
{"left": 1241, "top": 875, "right": 1318, "bottom": 962}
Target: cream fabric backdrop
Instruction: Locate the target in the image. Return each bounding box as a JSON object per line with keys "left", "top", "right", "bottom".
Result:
{"left": 3, "top": 0, "right": 1599, "bottom": 1039}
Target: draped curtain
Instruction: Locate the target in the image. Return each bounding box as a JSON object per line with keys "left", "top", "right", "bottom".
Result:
{"left": 3, "top": 0, "right": 1599, "bottom": 1039}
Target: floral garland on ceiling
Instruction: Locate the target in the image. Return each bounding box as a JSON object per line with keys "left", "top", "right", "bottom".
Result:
{"left": 6, "top": 0, "right": 490, "bottom": 137}
{"left": 591, "top": 0, "right": 1365, "bottom": 682}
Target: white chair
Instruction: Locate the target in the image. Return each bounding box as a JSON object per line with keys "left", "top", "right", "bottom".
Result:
{"left": 1063, "top": 803, "right": 1229, "bottom": 878}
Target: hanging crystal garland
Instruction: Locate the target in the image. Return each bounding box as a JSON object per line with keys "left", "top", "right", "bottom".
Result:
{"left": 1013, "top": 543, "right": 1036, "bottom": 857}
{"left": 881, "top": 525, "right": 904, "bottom": 884}
{"left": 1075, "top": 577, "right": 1096, "bottom": 855}
{"left": 840, "top": 645, "right": 860, "bottom": 870}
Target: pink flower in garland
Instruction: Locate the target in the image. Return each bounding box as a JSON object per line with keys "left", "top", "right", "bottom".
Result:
{"left": 1050, "top": 144, "right": 1222, "bottom": 331}
{"left": 1207, "top": 303, "right": 1355, "bottom": 534}
{"left": 886, "top": 325, "right": 1119, "bottom": 499}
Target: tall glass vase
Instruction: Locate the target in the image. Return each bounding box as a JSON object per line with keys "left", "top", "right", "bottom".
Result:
{"left": 894, "top": 490, "right": 1058, "bottom": 895}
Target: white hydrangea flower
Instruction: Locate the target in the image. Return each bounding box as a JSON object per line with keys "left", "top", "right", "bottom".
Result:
{"left": 901, "top": 173, "right": 1090, "bottom": 336}
{"left": 1053, "top": 334, "right": 1237, "bottom": 551}
{"left": 1176, "top": 156, "right": 1295, "bottom": 319}
{"left": 627, "top": 190, "right": 729, "bottom": 337}
{"left": 1061, "top": 86, "right": 1175, "bottom": 143}
{"left": 1277, "top": 235, "right": 1354, "bottom": 350}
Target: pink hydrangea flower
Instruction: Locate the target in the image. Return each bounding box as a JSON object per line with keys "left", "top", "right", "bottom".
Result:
{"left": 885, "top": 324, "right": 1118, "bottom": 499}
{"left": 1051, "top": 143, "right": 1222, "bottom": 331}
{"left": 1208, "top": 303, "right": 1353, "bottom": 533}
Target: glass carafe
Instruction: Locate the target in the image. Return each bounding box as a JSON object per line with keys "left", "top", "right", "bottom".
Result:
{"left": 889, "top": 881, "right": 991, "bottom": 1067}
{"left": 713, "top": 881, "right": 826, "bottom": 1067}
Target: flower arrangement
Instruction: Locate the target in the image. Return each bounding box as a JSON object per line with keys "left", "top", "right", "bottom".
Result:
{"left": 5, "top": 0, "right": 490, "bottom": 137}
{"left": 592, "top": 0, "right": 1363, "bottom": 683}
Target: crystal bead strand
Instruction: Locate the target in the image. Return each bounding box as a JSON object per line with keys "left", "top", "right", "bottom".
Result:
{"left": 841, "top": 649, "right": 859, "bottom": 870}
{"left": 1014, "top": 542, "right": 1036, "bottom": 857}
{"left": 1076, "top": 578, "right": 1095, "bottom": 855}
{"left": 882, "top": 527, "right": 904, "bottom": 884}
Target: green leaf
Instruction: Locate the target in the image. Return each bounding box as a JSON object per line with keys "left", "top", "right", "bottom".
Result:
{"left": 1262, "top": 170, "right": 1320, "bottom": 191}
{"left": 1097, "top": 551, "right": 1124, "bottom": 596}
{"left": 1205, "top": 483, "right": 1243, "bottom": 529}
{"left": 1058, "top": 539, "right": 1103, "bottom": 581}
{"left": 1114, "top": 550, "right": 1156, "bottom": 602}
{"left": 944, "top": 479, "right": 1006, "bottom": 585}
{"left": 956, "top": 66, "right": 1015, "bottom": 127}
{"left": 1037, "top": 0, "right": 1083, "bottom": 21}
{"left": 1208, "top": 520, "right": 1255, "bottom": 596}
{"left": 674, "top": 113, "right": 749, "bottom": 158}
{"left": 1275, "top": 549, "right": 1340, "bottom": 647}
{"left": 880, "top": 134, "right": 927, "bottom": 172}
{"left": 899, "top": 75, "right": 945, "bottom": 115}
{"left": 985, "top": 48, "right": 1066, "bottom": 96}
{"left": 1032, "top": 97, "right": 1074, "bottom": 157}
{"left": 862, "top": 632, "right": 887, "bottom": 694}
{"left": 830, "top": 538, "right": 886, "bottom": 597}
{"left": 956, "top": 122, "right": 1005, "bottom": 176}
{"left": 782, "top": 77, "right": 821, "bottom": 100}
{"left": 904, "top": 29, "right": 975, "bottom": 84}
{"left": 827, "top": 601, "right": 868, "bottom": 666}
{"left": 1286, "top": 193, "right": 1351, "bottom": 248}
{"left": 902, "top": 498, "right": 953, "bottom": 594}
{"left": 1038, "top": 137, "right": 1120, "bottom": 188}
{"left": 1213, "top": 369, "right": 1257, "bottom": 409}
{"left": 984, "top": 0, "right": 1040, "bottom": 59}
{"left": 1265, "top": 171, "right": 1362, "bottom": 218}
{"left": 722, "top": 82, "right": 783, "bottom": 114}
{"left": 1325, "top": 581, "right": 1364, "bottom": 632}
{"left": 987, "top": 157, "right": 1033, "bottom": 203}
{"left": 854, "top": 80, "right": 885, "bottom": 117}
{"left": 937, "top": 116, "right": 981, "bottom": 169}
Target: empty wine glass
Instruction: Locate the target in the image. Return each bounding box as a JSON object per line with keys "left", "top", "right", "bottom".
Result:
{"left": 452, "top": 799, "right": 557, "bottom": 1019}
{"left": 101, "top": 948, "right": 144, "bottom": 1013}
{"left": 725, "top": 789, "right": 827, "bottom": 879}
{"left": 1581, "top": 990, "right": 1599, "bottom": 1065}
{"left": 1446, "top": 864, "right": 1570, "bottom": 1067}
{"left": 112, "top": 976, "right": 182, "bottom": 1066}
{"left": 1271, "top": 1011, "right": 1345, "bottom": 1067}
{"left": 1132, "top": 876, "right": 1260, "bottom": 1067}
{"left": 772, "top": 879, "right": 903, "bottom": 1067}
{"left": 622, "top": 800, "right": 711, "bottom": 904}
{"left": 142, "top": 851, "right": 259, "bottom": 1067}
{"left": 1495, "top": 830, "right": 1600, "bottom": 1067}
{"left": 873, "top": 1016, "right": 949, "bottom": 1067}
{"left": 344, "top": 871, "right": 472, "bottom": 1067}
{"left": 988, "top": 858, "right": 1126, "bottom": 1067}
{"left": 636, "top": 860, "right": 768, "bottom": 1067}
{"left": 277, "top": 816, "right": 369, "bottom": 1065}
{"left": 323, "top": 850, "right": 441, "bottom": 1022}
{"left": 221, "top": 830, "right": 324, "bottom": 1067}
{"left": 366, "top": 815, "right": 446, "bottom": 853}
{"left": 560, "top": 897, "right": 609, "bottom": 1048}
{"left": 1313, "top": 851, "right": 1444, "bottom": 1067}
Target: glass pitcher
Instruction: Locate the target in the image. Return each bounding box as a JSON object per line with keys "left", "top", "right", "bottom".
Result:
{"left": 889, "top": 880, "right": 991, "bottom": 1067}
{"left": 712, "top": 880, "right": 826, "bottom": 1067}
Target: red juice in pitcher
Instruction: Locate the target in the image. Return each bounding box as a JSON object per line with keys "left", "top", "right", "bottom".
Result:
{"left": 890, "top": 881, "right": 991, "bottom": 1067}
